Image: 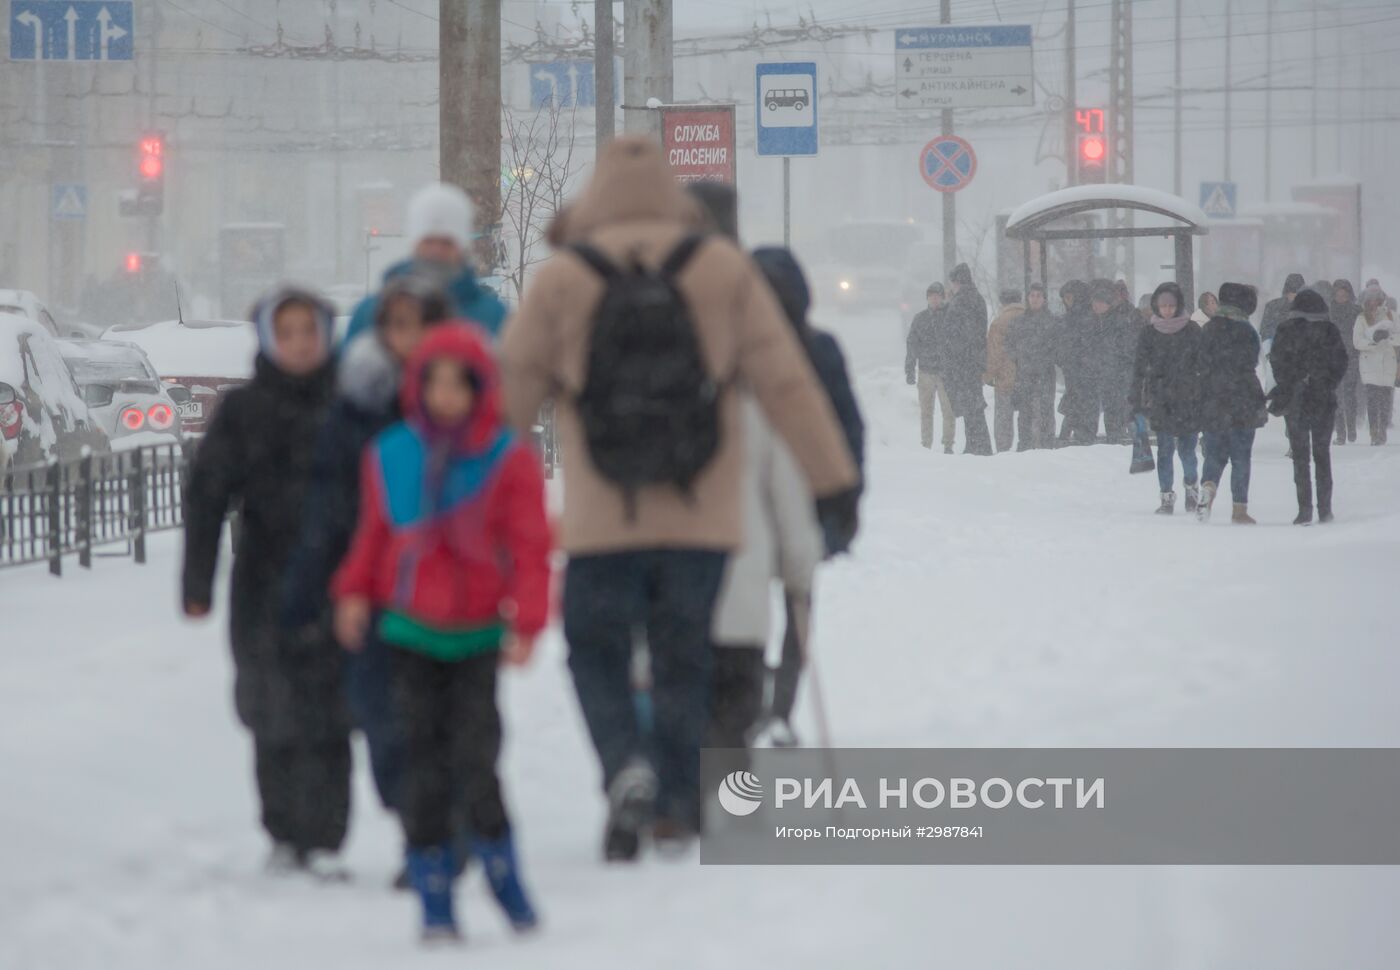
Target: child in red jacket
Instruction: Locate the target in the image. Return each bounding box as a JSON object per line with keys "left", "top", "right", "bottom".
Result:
{"left": 332, "top": 323, "right": 549, "bottom": 942}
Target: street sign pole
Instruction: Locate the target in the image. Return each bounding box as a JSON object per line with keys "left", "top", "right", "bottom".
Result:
{"left": 941, "top": 0, "right": 954, "bottom": 281}
{"left": 755, "top": 62, "right": 817, "bottom": 251}
{"left": 783, "top": 156, "right": 791, "bottom": 247}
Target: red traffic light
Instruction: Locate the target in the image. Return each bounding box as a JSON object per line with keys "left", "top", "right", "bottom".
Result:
{"left": 139, "top": 155, "right": 163, "bottom": 180}
{"left": 1080, "top": 135, "right": 1106, "bottom": 163}
{"left": 138, "top": 135, "right": 164, "bottom": 181}
{"left": 125, "top": 252, "right": 142, "bottom": 273}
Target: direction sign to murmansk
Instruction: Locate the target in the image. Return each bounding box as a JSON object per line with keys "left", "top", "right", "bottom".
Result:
{"left": 894, "top": 25, "right": 1034, "bottom": 110}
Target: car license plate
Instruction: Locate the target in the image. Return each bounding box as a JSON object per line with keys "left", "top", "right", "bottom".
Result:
{"left": 177, "top": 401, "right": 203, "bottom": 419}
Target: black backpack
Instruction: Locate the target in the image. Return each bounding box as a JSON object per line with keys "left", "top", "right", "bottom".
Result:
{"left": 570, "top": 234, "right": 720, "bottom": 516}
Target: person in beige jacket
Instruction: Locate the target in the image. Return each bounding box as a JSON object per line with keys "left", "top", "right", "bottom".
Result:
{"left": 499, "top": 136, "right": 857, "bottom": 858}
{"left": 984, "top": 289, "right": 1024, "bottom": 452}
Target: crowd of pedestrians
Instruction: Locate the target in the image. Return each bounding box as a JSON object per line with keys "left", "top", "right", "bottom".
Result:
{"left": 179, "top": 138, "right": 864, "bottom": 945}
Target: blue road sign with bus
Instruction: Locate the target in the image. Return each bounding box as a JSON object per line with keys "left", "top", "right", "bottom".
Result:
{"left": 756, "top": 61, "right": 818, "bottom": 157}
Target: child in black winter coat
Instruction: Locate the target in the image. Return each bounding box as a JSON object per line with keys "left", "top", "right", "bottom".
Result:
{"left": 182, "top": 287, "right": 348, "bottom": 877}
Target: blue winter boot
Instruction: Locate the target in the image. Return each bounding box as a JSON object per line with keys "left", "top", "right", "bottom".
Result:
{"left": 406, "top": 845, "right": 460, "bottom": 943}
{"left": 471, "top": 833, "right": 539, "bottom": 931}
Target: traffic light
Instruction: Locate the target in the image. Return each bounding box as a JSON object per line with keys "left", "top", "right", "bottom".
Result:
{"left": 124, "top": 251, "right": 143, "bottom": 274}
{"left": 136, "top": 132, "right": 165, "bottom": 215}
{"left": 1074, "top": 108, "right": 1107, "bottom": 184}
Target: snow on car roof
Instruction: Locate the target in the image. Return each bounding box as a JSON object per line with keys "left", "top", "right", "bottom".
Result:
{"left": 1006, "top": 184, "right": 1208, "bottom": 234}
{"left": 102, "top": 318, "right": 258, "bottom": 379}
{"left": 0, "top": 311, "right": 40, "bottom": 387}
{"left": 59, "top": 338, "right": 150, "bottom": 363}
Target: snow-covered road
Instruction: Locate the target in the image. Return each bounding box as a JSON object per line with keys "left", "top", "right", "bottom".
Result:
{"left": 4, "top": 315, "right": 1399, "bottom": 968}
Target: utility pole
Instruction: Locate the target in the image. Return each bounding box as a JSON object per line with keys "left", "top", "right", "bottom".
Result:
{"left": 1264, "top": 0, "right": 1273, "bottom": 200}
{"left": 1310, "top": 0, "right": 1318, "bottom": 177}
{"left": 595, "top": 0, "right": 615, "bottom": 155}
{"left": 1223, "top": 0, "right": 1232, "bottom": 182}
{"left": 1108, "top": 0, "right": 1134, "bottom": 286}
{"left": 622, "top": 0, "right": 673, "bottom": 140}
{"left": 440, "top": 0, "right": 502, "bottom": 273}
{"left": 941, "top": 0, "right": 955, "bottom": 280}
{"left": 1064, "top": 0, "right": 1076, "bottom": 188}
{"left": 1173, "top": 0, "right": 1182, "bottom": 196}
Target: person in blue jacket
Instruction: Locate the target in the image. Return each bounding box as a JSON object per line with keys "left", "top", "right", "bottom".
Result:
{"left": 343, "top": 182, "right": 508, "bottom": 346}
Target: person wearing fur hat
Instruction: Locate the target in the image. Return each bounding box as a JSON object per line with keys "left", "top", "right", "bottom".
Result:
{"left": 1355, "top": 285, "right": 1396, "bottom": 445}
{"left": 1129, "top": 282, "right": 1203, "bottom": 515}
{"left": 281, "top": 274, "right": 452, "bottom": 887}
{"left": 182, "top": 287, "right": 351, "bottom": 876}
{"left": 1196, "top": 282, "right": 1267, "bottom": 524}
{"left": 1330, "top": 279, "right": 1363, "bottom": 445}
{"left": 1269, "top": 288, "right": 1350, "bottom": 524}
{"left": 344, "top": 183, "right": 508, "bottom": 346}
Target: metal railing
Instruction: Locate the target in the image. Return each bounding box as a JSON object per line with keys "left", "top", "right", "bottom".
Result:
{"left": 0, "top": 442, "right": 189, "bottom": 575}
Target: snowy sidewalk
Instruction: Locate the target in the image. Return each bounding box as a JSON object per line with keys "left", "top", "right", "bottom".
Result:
{"left": 3, "top": 342, "right": 1399, "bottom": 968}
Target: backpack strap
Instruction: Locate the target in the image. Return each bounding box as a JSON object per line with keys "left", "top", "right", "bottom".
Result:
{"left": 659, "top": 233, "right": 708, "bottom": 281}
{"left": 570, "top": 242, "right": 620, "bottom": 282}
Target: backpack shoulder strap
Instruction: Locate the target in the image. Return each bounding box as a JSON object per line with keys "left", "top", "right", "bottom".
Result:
{"left": 570, "top": 242, "right": 620, "bottom": 282}
{"left": 659, "top": 233, "right": 708, "bottom": 281}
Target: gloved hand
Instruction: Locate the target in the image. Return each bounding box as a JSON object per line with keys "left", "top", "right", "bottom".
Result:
{"left": 906, "top": 374, "right": 916, "bottom": 386}
{"left": 1374, "top": 328, "right": 1391, "bottom": 343}
{"left": 815, "top": 487, "right": 861, "bottom": 557}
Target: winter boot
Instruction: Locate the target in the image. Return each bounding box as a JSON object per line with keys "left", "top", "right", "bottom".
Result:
{"left": 1318, "top": 506, "right": 1335, "bottom": 524}
{"left": 752, "top": 715, "right": 800, "bottom": 749}
{"left": 1293, "top": 506, "right": 1314, "bottom": 526}
{"left": 1231, "top": 503, "right": 1257, "bottom": 525}
{"left": 300, "top": 849, "right": 351, "bottom": 883}
{"left": 471, "top": 833, "right": 539, "bottom": 932}
{"left": 1155, "top": 491, "right": 1176, "bottom": 515}
{"left": 1196, "top": 482, "right": 1217, "bottom": 523}
{"left": 651, "top": 817, "right": 699, "bottom": 857}
{"left": 407, "top": 845, "right": 460, "bottom": 943}
{"left": 265, "top": 842, "right": 301, "bottom": 876}
{"left": 603, "top": 758, "right": 658, "bottom": 862}
{"left": 1183, "top": 484, "right": 1200, "bottom": 513}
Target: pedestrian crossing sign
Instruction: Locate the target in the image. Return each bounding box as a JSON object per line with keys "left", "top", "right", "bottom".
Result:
{"left": 1199, "top": 181, "right": 1237, "bottom": 219}
{"left": 51, "top": 184, "right": 87, "bottom": 221}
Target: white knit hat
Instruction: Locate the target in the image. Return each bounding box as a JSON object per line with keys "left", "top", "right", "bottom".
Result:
{"left": 405, "top": 182, "right": 475, "bottom": 251}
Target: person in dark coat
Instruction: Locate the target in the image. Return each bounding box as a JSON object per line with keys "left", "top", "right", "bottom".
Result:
{"left": 182, "top": 287, "right": 350, "bottom": 875}
{"left": 1005, "top": 282, "right": 1058, "bottom": 450}
{"left": 1056, "top": 279, "right": 1098, "bottom": 444}
{"left": 1268, "top": 288, "right": 1349, "bottom": 524}
{"left": 751, "top": 246, "right": 866, "bottom": 746}
{"left": 1260, "top": 273, "right": 1305, "bottom": 348}
{"left": 943, "top": 263, "right": 993, "bottom": 455}
{"left": 1196, "top": 282, "right": 1267, "bottom": 525}
{"left": 1129, "top": 282, "right": 1202, "bottom": 515}
{"left": 1101, "top": 280, "right": 1144, "bottom": 443}
{"left": 905, "top": 282, "right": 955, "bottom": 451}
{"left": 1330, "top": 279, "right": 1362, "bottom": 445}
{"left": 280, "top": 274, "right": 450, "bottom": 885}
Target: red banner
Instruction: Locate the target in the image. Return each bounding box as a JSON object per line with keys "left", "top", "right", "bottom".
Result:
{"left": 661, "top": 105, "right": 736, "bottom": 184}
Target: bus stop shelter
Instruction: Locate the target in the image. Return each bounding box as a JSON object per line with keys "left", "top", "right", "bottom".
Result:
{"left": 1004, "top": 185, "right": 1209, "bottom": 305}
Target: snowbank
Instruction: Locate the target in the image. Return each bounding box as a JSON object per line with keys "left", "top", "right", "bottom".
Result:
{"left": 104, "top": 320, "right": 258, "bottom": 379}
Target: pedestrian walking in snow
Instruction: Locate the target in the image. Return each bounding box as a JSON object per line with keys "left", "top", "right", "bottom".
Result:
{"left": 751, "top": 246, "right": 866, "bottom": 748}
{"left": 1330, "top": 279, "right": 1363, "bottom": 445}
{"left": 1005, "top": 282, "right": 1058, "bottom": 450}
{"left": 343, "top": 183, "right": 507, "bottom": 346}
{"left": 182, "top": 287, "right": 350, "bottom": 877}
{"left": 1190, "top": 291, "right": 1218, "bottom": 326}
{"left": 1260, "top": 273, "right": 1305, "bottom": 394}
{"left": 1057, "top": 279, "right": 1098, "bottom": 445}
{"left": 498, "top": 137, "right": 857, "bottom": 860}
{"left": 1269, "top": 288, "right": 1349, "bottom": 524}
{"left": 331, "top": 325, "right": 550, "bottom": 942}
{"left": 905, "top": 282, "right": 956, "bottom": 452}
{"left": 1355, "top": 285, "right": 1396, "bottom": 445}
{"left": 280, "top": 273, "right": 451, "bottom": 888}
{"left": 945, "top": 263, "right": 994, "bottom": 456}
{"left": 1196, "top": 283, "right": 1267, "bottom": 525}
{"left": 984, "top": 288, "right": 1023, "bottom": 453}
{"left": 1129, "top": 282, "right": 1202, "bottom": 515}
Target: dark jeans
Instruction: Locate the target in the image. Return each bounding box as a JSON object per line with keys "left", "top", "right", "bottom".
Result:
{"left": 1202, "top": 428, "right": 1257, "bottom": 503}
{"left": 253, "top": 734, "right": 351, "bottom": 853}
{"left": 962, "top": 410, "right": 994, "bottom": 455}
{"left": 563, "top": 549, "right": 727, "bottom": 830}
{"left": 993, "top": 388, "right": 1015, "bottom": 453}
{"left": 1016, "top": 382, "right": 1056, "bottom": 450}
{"left": 1365, "top": 385, "right": 1392, "bottom": 443}
{"left": 344, "top": 624, "right": 404, "bottom": 811}
{"left": 708, "top": 645, "right": 765, "bottom": 750}
{"left": 1286, "top": 411, "right": 1334, "bottom": 513}
{"left": 1155, "top": 431, "right": 1199, "bottom": 493}
{"left": 391, "top": 649, "right": 508, "bottom": 849}
{"left": 1335, "top": 369, "right": 1359, "bottom": 440}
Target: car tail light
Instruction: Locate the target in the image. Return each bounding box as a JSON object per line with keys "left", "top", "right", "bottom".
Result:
{"left": 147, "top": 403, "right": 175, "bottom": 430}
{"left": 0, "top": 400, "right": 21, "bottom": 440}
{"left": 120, "top": 407, "right": 146, "bottom": 431}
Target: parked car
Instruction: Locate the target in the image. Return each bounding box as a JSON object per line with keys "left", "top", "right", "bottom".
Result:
{"left": 0, "top": 313, "right": 110, "bottom": 471}
{"left": 102, "top": 318, "right": 256, "bottom": 434}
{"left": 0, "top": 288, "right": 65, "bottom": 337}
{"left": 60, "top": 339, "right": 185, "bottom": 450}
